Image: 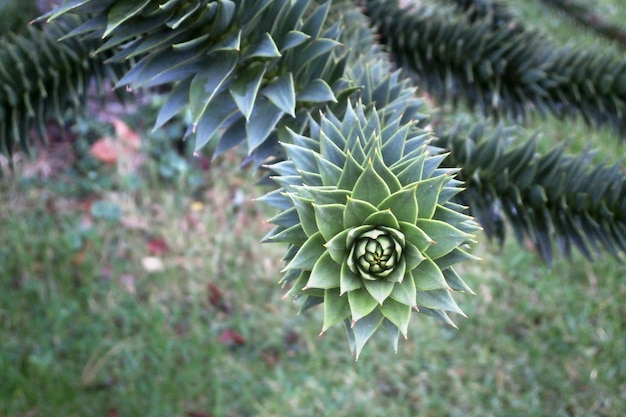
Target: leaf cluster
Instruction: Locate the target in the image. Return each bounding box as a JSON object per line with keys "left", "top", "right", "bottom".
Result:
{"left": 262, "top": 95, "right": 478, "bottom": 356}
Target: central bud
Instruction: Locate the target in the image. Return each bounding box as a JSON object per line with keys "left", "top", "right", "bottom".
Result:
{"left": 347, "top": 226, "right": 404, "bottom": 281}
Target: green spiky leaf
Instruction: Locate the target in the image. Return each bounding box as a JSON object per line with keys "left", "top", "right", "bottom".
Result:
{"left": 314, "top": 203, "right": 346, "bottom": 242}
{"left": 411, "top": 257, "right": 448, "bottom": 291}
{"left": 352, "top": 309, "right": 384, "bottom": 360}
{"left": 381, "top": 298, "right": 411, "bottom": 338}
{"left": 189, "top": 51, "right": 238, "bottom": 124}
{"left": 229, "top": 63, "right": 266, "bottom": 120}
{"left": 348, "top": 288, "right": 379, "bottom": 323}
{"left": 418, "top": 219, "right": 471, "bottom": 260}
{"left": 378, "top": 185, "right": 419, "bottom": 224}
{"left": 352, "top": 163, "right": 391, "bottom": 207}
{"left": 322, "top": 289, "right": 351, "bottom": 333}
{"left": 306, "top": 252, "right": 341, "bottom": 290}
{"left": 262, "top": 73, "right": 296, "bottom": 117}
{"left": 285, "top": 232, "right": 326, "bottom": 271}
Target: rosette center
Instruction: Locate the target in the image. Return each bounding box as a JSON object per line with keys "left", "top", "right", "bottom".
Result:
{"left": 348, "top": 227, "right": 404, "bottom": 281}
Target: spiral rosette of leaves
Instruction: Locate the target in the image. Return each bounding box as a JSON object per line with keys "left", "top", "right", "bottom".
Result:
{"left": 261, "top": 102, "right": 480, "bottom": 358}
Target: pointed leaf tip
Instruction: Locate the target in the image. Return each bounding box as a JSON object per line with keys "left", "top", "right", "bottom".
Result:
{"left": 352, "top": 309, "right": 384, "bottom": 360}
{"left": 352, "top": 163, "right": 391, "bottom": 207}
{"left": 262, "top": 73, "right": 296, "bottom": 117}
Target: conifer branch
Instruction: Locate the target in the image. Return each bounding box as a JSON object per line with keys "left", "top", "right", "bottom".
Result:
{"left": 44, "top": 0, "right": 350, "bottom": 165}
{"left": 0, "top": 17, "right": 128, "bottom": 161}
{"left": 0, "top": 1, "right": 623, "bottom": 354}
{"left": 364, "top": 0, "right": 626, "bottom": 136}
{"left": 435, "top": 124, "right": 626, "bottom": 263}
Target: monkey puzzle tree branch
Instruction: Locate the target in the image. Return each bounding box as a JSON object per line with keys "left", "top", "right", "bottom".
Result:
{"left": 435, "top": 124, "right": 626, "bottom": 263}
{"left": 43, "top": 0, "right": 351, "bottom": 166}
{"left": 0, "top": 17, "right": 129, "bottom": 162}
{"left": 364, "top": 0, "right": 626, "bottom": 136}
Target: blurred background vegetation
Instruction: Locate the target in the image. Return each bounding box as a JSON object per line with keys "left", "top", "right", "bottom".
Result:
{"left": 0, "top": 1, "right": 39, "bottom": 36}
{"left": 0, "top": 0, "right": 624, "bottom": 416}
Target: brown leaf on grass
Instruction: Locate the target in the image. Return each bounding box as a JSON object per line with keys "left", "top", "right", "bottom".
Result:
{"left": 284, "top": 329, "right": 300, "bottom": 346}
{"left": 207, "top": 283, "right": 233, "bottom": 313}
{"left": 261, "top": 347, "right": 281, "bottom": 367}
{"left": 90, "top": 137, "right": 118, "bottom": 164}
{"left": 283, "top": 329, "right": 303, "bottom": 357}
{"left": 78, "top": 196, "right": 98, "bottom": 213}
{"left": 108, "top": 407, "right": 121, "bottom": 417}
{"left": 71, "top": 248, "right": 87, "bottom": 266}
{"left": 112, "top": 118, "right": 144, "bottom": 176}
{"left": 112, "top": 119, "right": 141, "bottom": 150}
{"left": 219, "top": 329, "right": 246, "bottom": 346}
{"left": 90, "top": 119, "right": 144, "bottom": 172}
{"left": 71, "top": 240, "right": 93, "bottom": 266}
{"left": 147, "top": 236, "right": 170, "bottom": 256}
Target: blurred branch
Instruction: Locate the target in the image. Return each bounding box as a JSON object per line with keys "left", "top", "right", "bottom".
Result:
{"left": 540, "top": 0, "right": 626, "bottom": 46}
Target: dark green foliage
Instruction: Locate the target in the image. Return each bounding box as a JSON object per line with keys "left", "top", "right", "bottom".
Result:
{"left": 41, "top": 0, "right": 350, "bottom": 166}
{"left": 0, "top": 17, "right": 129, "bottom": 161}
{"left": 364, "top": 0, "right": 626, "bottom": 134}
{"left": 0, "top": 0, "right": 40, "bottom": 36}
{"left": 435, "top": 124, "right": 626, "bottom": 263}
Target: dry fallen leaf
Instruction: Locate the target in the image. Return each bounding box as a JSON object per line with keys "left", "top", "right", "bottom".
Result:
{"left": 90, "top": 137, "right": 118, "bottom": 164}
{"left": 207, "top": 283, "right": 233, "bottom": 314}
{"left": 146, "top": 236, "right": 170, "bottom": 256}
{"left": 112, "top": 118, "right": 141, "bottom": 150}
{"left": 90, "top": 119, "right": 144, "bottom": 173}
{"left": 219, "top": 329, "right": 246, "bottom": 346}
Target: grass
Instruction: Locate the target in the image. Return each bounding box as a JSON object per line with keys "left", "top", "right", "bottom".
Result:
{"left": 1, "top": 1, "right": 626, "bottom": 416}
{"left": 501, "top": 0, "right": 626, "bottom": 47}
{"left": 1, "top": 142, "right": 623, "bottom": 417}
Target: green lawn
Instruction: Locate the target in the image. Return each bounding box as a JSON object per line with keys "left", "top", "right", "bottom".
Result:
{"left": 1, "top": 1, "right": 625, "bottom": 416}
{"left": 1, "top": 145, "right": 623, "bottom": 416}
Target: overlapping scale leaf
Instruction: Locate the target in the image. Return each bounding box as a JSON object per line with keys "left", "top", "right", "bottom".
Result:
{"left": 263, "top": 100, "right": 479, "bottom": 358}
